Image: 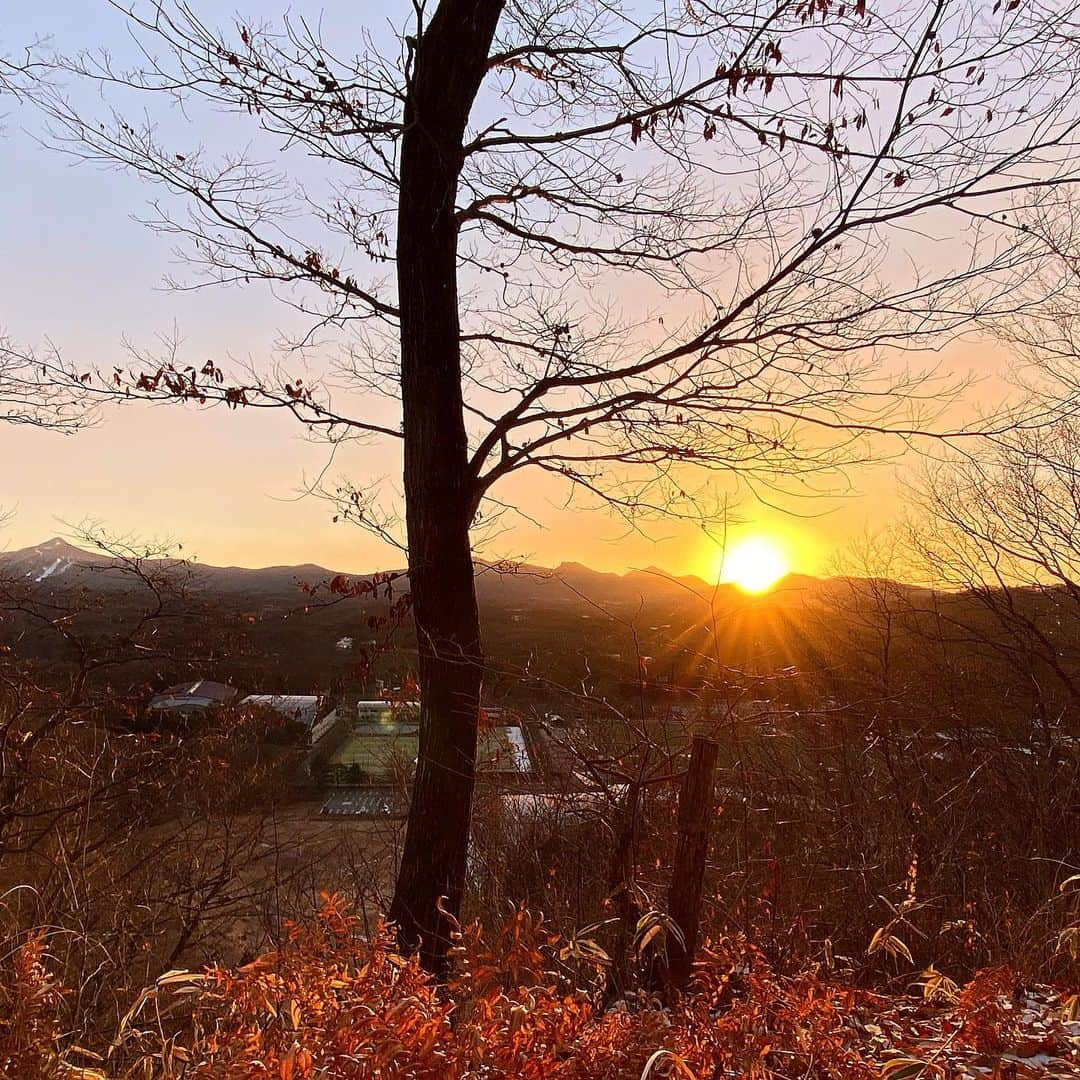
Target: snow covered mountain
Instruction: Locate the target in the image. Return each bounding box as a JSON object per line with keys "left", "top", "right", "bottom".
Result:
{"left": 0, "top": 537, "right": 107, "bottom": 584}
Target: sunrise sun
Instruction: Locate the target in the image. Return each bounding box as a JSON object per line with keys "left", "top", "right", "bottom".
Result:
{"left": 720, "top": 536, "right": 789, "bottom": 594}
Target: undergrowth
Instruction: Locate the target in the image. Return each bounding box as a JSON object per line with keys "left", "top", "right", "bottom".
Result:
{"left": 3, "top": 894, "right": 1076, "bottom": 1079}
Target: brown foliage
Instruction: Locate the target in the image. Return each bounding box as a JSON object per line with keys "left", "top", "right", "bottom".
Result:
{"left": 16, "top": 895, "right": 1061, "bottom": 1080}
{"left": 6, "top": 894, "right": 1078, "bottom": 1079}
{"left": 0, "top": 934, "right": 68, "bottom": 1079}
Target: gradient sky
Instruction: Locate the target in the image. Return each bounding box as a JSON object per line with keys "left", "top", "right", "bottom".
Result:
{"left": 0, "top": 1, "right": 1014, "bottom": 579}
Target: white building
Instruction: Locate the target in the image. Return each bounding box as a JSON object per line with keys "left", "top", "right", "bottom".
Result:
{"left": 241, "top": 694, "right": 336, "bottom": 743}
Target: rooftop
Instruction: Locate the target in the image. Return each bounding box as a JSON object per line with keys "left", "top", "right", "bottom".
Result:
{"left": 149, "top": 679, "right": 240, "bottom": 710}
{"left": 241, "top": 694, "right": 323, "bottom": 728}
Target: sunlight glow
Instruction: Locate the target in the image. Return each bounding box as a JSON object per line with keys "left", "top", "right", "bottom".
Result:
{"left": 721, "top": 536, "right": 789, "bottom": 593}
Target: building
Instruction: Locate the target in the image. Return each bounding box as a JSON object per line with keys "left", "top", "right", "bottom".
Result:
{"left": 240, "top": 694, "right": 337, "bottom": 743}
{"left": 479, "top": 724, "right": 533, "bottom": 778}
{"left": 147, "top": 679, "right": 241, "bottom": 721}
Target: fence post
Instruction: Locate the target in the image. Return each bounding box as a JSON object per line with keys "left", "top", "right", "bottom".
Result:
{"left": 667, "top": 735, "right": 719, "bottom": 989}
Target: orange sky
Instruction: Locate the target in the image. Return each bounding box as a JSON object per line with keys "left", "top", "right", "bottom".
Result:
{"left": 0, "top": 376, "right": 991, "bottom": 579}
{"left": 0, "top": 2, "right": 1020, "bottom": 581}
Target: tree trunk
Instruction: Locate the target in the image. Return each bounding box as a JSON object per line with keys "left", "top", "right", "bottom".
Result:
{"left": 667, "top": 736, "right": 719, "bottom": 989}
{"left": 387, "top": 0, "right": 505, "bottom": 973}
{"left": 604, "top": 780, "right": 643, "bottom": 1001}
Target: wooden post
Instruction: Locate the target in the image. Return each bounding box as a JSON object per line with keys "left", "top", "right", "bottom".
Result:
{"left": 667, "top": 735, "right": 719, "bottom": 989}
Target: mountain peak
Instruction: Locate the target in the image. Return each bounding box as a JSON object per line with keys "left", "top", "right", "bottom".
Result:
{"left": 0, "top": 536, "right": 103, "bottom": 584}
{"left": 40, "top": 536, "right": 93, "bottom": 555}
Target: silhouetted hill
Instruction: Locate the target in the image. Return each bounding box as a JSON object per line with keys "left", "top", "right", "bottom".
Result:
{"left": 0, "top": 536, "right": 927, "bottom": 613}
{"left": 0, "top": 537, "right": 347, "bottom": 604}
{"left": 4, "top": 536, "right": 1079, "bottom": 727}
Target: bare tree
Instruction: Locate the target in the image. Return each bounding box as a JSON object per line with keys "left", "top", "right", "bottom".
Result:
{"left": 0, "top": 530, "right": 368, "bottom": 1042}
{"left": 0, "top": 335, "right": 85, "bottom": 431}
{"left": 1, "top": 43, "right": 37, "bottom": 97}
{"left": 913, "top": 421, "right": 1080, "bottom": 719}
{"left": 2, "top": 46, "right": 85, "bottom": 432}
{"left": 27, "top": 0, "right": 1080, "bottom": 966}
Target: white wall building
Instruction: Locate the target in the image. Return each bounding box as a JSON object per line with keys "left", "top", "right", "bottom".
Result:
{"left": 241, "top": 694, "right": 336, "bottom": 743}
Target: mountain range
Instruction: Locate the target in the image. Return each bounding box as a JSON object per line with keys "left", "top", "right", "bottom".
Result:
{"left": 0, "top": 536, "right": 844, "bottom": 612}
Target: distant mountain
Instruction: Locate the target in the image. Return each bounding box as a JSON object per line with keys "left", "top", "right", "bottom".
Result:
{"left": 4, "top": 537, "right": 1043, "bottom": 704}
{"left": 0, "top": 537, "right": 109, "bottom": 584}
{"left": 0, "top": 536, "right": 865, "bottom": 613}
{"left": 0, "top": 537, "right": 341, "bottom": 602}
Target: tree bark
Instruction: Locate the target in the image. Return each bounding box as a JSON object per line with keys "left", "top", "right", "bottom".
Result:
{"left": 387, "top": 0, "right": 505, "bottom": 973}
{"left": 667, "top": 736, "right": 719, "bottom": 989}
{"left": 604, "top": 780, "right": 644, "bottom": 1001}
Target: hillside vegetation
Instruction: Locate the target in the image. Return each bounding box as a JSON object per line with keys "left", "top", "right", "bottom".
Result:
{"left": 1, "top": 539, "right": 1078, "bottom": 1076}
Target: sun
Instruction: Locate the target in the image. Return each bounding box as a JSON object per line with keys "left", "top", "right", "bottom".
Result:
{"left": 721, "top": 536, "right": 789, "bottom": 594}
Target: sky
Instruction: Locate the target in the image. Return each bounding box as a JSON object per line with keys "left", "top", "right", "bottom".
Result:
{"left": 0, "top": 1, "right": 1015, "bottom": 580}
